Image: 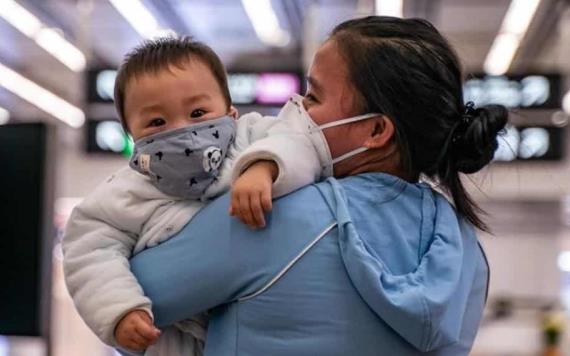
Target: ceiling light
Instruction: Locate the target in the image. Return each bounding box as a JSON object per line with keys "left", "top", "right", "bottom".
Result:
{"left": 241, "top": 0, "right": 290, "bottom": 47}
{"left": 484, "top": 33, "right": 520, "bottom": 76}
{"left": 35, "top": 28, "right": 86, "bottom": 72}
{"left": 562, "top": 91, "right": 570, "bottom": 115}
{"left": 375, "top": 0, "right": 403, "bottom": 17}
{"left": 0, "top": 106, "right": 9, "bottom": 125}
{"left": 558, "top": 251, "right": 570, "bottom": 272}
{"left": 107, "top": 0, "right": 170, "bottom": 39}
{"left": 0, "top": 62, "right": 85, "bottom": 128}
{"left": 0, "top": 0, "right": 86, "bottom": 72}
{"left": 484, "top": 0, "right": 541, "bottom": 75}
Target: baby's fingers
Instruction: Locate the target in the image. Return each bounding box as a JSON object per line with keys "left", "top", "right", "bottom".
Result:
{"left": 229, "top": 192, "right": 239, "bottom": 216}
{"left": 236, "top": 194, "right": 256, "bottom": 228}
{"left": 250, "top": 193, "right": 266, "bottom": 228}
{"left": 127, "top": 333, "right": 150, "bottom": 351}
{"left": 260, "top": 188, "right": 272, "bottom": 212}
{"left": 134, "top": 320, "right": 160, "bottom": 344}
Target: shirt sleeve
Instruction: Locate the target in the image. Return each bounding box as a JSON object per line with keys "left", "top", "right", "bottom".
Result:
{"left": 230, "top": 114, "right": 322, "bottom": 197}
{"left": 62, "top": 181, "right": 153, "bottom": 346}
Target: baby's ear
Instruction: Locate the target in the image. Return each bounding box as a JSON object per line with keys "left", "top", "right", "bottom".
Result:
{"left": 228, "top": 106, "right": 239, "bottom": 119}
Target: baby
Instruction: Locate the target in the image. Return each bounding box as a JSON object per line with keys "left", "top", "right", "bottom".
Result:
{"left": 63, "top": 37, "right": 320, "bottom": 355}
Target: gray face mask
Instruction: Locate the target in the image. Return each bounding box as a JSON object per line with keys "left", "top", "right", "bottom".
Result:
{"left": 129, "top": 116, "right": 236, "bottom": 199}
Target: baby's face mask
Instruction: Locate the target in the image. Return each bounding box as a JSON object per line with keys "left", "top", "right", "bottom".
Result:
{"left": 129, "top": 116, "right": 237, "bottom": 199}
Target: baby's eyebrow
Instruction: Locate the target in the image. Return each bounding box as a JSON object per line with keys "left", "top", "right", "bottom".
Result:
{"left": 140, "top": 104, "right": 162, "bottom": 115}
{"left": 183, "top": 94, "right": 211, "bottom": 105}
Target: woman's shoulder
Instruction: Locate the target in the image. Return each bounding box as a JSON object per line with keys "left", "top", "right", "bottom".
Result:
{"left": 331, "top": 173, "right": 425, "bottom": 204}
{"left": 274, "top": 182, "right": 333, "bottom": 216}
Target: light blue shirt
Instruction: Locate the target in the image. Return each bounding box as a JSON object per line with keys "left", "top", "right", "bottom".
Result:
{"left": 129, "top": 173, "right": 488, "bottom": 355}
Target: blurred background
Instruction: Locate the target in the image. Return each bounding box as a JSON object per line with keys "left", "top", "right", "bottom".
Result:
{"left": 1, "top": 0, "right": 570, "bottom": 355}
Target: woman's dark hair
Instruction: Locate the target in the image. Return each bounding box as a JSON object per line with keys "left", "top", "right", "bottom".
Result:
{"left": 331, "top": 16, "right": 508, "bottom": 231}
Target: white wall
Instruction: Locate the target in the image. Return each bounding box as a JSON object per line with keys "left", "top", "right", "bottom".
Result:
{"left": 472, "top": 230, "right": 570, "bottom": 355}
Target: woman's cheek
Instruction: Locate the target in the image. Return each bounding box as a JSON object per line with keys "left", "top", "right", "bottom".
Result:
{"left": 307, "top": 108, "right": 329, "bottom": 126}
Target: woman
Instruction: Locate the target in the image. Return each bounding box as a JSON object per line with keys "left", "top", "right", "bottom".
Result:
{"left": 128, "top": 16, "right": 506, "bottom": 355}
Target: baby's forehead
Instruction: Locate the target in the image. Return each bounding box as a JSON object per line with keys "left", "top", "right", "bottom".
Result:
{"left": 125, "top": 61, "right": 223, "bottom": 103}
{"left": 127, "top": 58, "right": 210, "bottom": 85}
{"left": 123, "top": 60, "right": 226, "bottom": 119}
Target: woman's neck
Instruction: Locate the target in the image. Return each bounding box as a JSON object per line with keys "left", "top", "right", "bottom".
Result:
{"left": 333, "top": 146, "right": 415, "bottom": 183}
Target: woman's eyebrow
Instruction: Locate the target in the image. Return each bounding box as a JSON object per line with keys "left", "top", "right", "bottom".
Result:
{"left": 306, "top": 76, "right": 323, "bottom": 94}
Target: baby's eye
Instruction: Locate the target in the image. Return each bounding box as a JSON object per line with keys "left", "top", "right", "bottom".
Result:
{"left": 148, "top": 118, "right": 166, "bottom": 127}
{"left": 190, "top": 109, "right": 206, "bottom": 118}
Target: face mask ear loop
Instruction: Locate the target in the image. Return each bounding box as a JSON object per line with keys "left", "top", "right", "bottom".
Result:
{"left": 316, "top": 113, "right": 379, "bottom": 166}
{"left": 331, "top": 146, "right": 369, "bottom": 165}
{"left": 317, "top": 113, "right": 381, "bottom": 131}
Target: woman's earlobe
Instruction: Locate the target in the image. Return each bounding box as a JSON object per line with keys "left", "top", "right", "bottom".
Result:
{"left": 364, "top": 116, "right": 395, "bottom": 149}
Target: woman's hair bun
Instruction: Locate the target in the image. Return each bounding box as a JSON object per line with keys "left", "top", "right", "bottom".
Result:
{"left": 452, "top": 104, "right": 508, "bottom": 174}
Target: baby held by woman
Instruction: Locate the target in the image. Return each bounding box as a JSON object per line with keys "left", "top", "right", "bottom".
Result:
{"left": 63, "top": 37, "right": 324, "bottom": 355}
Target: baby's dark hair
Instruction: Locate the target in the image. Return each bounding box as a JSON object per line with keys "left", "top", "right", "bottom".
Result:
{"left": 114, "top": 36, "right": 232, "bottom": 133}
{"left": 331, "top": 16, "right": 508, "bottom": 231}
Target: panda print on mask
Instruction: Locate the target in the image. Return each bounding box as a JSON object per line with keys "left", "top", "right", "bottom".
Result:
{"left": 129, "top": 116, "right": 237, "bottom": 199}
{"left": 203, "top": 146, "right": 223, "bottom": 173}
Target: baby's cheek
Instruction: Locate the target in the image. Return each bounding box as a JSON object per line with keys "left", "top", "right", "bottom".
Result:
{"left": 208, "top": 111, "right": 229, "bottom": 120}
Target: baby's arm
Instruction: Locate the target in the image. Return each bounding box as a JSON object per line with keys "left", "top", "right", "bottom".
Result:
{"left": 62, "top": 188, "right": 160, "bottom": 351}
{"left": 229, "top": 114, "right": 321, "bottom": 228}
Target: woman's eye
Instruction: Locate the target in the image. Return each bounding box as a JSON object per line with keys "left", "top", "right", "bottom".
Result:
{"left": 148, "top": 118, "right": 166, "bottom": 127}
{"left": 305, "top": 93, "right": 318, "bottom": 103}
{"left": 190, "top": 109, "right": 206, "bottom": 118}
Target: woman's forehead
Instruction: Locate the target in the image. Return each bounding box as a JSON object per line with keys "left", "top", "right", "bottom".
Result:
{"left": 310, "top": 40, "right": 349, "bottom": 88}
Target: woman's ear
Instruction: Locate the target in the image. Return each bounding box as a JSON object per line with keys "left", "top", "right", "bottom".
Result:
{"left": 228, "top": 105, "right": 239, "bottom": 119}
{"left": 364, "top": 116, "right": 395, "bottom": 149}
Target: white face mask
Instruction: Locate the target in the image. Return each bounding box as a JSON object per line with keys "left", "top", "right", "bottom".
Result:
{"left": 277, "top": 94, "right": 380, "bottom": 177}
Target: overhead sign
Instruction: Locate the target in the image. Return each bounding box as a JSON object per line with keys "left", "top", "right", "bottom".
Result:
{"left": 228, "top": 72, "right": 301, "bottom": 105}
{"left": 494, "top": 125, "right": 564, "bottom": 162}
{"left": 86, "top": 119, "right": 133, "bottom": 157}
{"left": 464, "top": 74, "right": 561, "bottom": 109}
{"left": 87, "top": 69, "right": 303, "bottom": 106}
{"left": 87, "top": 69, "right": 117, "bottom": 103}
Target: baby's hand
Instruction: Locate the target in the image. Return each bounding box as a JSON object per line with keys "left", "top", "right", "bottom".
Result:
{"left": 115, "top": 310, "right": 161, "bottom": 352}
{"left": 230, "top": 160, "right": 278, "bottom": 229}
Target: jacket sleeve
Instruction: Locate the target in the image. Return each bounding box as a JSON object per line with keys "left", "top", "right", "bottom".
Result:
{"left": 129, "top": 187, "right": 333, "bottom": 328}
{"left": 230, "top": 113, "right": 322, "bottom": 197}
{"left": 62, "top": 190, "right": 153, "bottom": 346}
{"left": 129, "top": 193, "right": 268, "bottom": 327}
